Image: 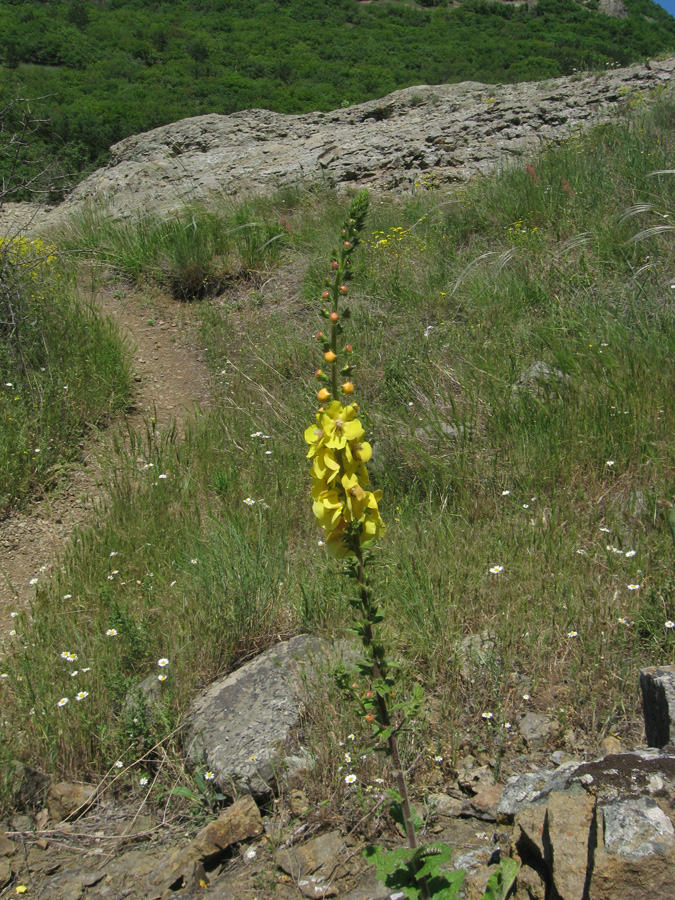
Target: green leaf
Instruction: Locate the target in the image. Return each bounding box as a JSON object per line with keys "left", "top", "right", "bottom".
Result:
{"left": 415, "top": 844, "right": 454, "bottom": 879}
{"left": 481, "top": 858, "right": 519, "bottom": 900}
{"left": 169, "top": 786, "right": 200, "bottom": 803}
{"left": 194, "top": 771, "right": 207, "bottom": 793}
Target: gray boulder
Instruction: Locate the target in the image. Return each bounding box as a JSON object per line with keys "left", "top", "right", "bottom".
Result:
{"left": 184, "top": 634, "right": 324, "bottom": 797}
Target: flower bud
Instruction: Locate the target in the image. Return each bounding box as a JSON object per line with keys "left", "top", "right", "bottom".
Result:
{"left": 315, "top": 369, "right": 323, "bottom": 379}
{"left": 340, "top": 285, "right": 348, "bottom": 294}
{"left": 317, "top": 388, "right": 331, "bottom": 402}
{"left": 345, "top": 344, "right": 352, "bottom": 353}
{"left": 321, "top": 290, "right": 330, "bottom": 299}
{"left": 331, "top": 261, "right": 338, "bottom": 270}
{"left": 365, "top": 714, "right": 375, "bottom": 723}
{"left": 341, "top": 228, "right": 347, "bottom": 235}
{"left": 344, "top": 241, "right": 351, "bottom": 248}
{"left": 325, "top": 276, "right": 331, "bottom": 284}
{"left": 342, "top": 381, "right": 354, "bottom": 394}
{"left": 329, "top": 311, "right": 339, "bottom": 323}
{"left": 316, "top": 331, "right": 323, "bottom": 340}
{"left": 324, "top": 350, "right": 337, "bottom": 363}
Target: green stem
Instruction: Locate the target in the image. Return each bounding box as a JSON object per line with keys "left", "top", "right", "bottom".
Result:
{"left": 353, "top": 541, "right": 430, "bottom": 900}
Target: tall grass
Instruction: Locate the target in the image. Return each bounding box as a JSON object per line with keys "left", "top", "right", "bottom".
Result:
{"left": 2, "top": 95, "right": 675, "bottom": 801}
{"left": 0, "top": 236, "right": 131, "bottom": 514}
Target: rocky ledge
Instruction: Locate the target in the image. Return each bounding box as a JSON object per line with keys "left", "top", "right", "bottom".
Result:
{"left": 54, "top": 57, "right": 675, "bottom": 223}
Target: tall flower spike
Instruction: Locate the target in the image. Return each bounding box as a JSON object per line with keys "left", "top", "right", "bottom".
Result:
{"left": 305, "top": 191, "right": 384, "bottom": 558}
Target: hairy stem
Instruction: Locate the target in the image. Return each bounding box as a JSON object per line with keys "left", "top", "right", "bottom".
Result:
{"left": 353, "top": 541, "right": 430, "bottom": 900}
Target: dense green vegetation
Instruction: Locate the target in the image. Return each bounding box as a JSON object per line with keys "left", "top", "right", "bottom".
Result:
{"left": 0, "top": 234, "right": 131, "bottom": 513}
{"left": 1, "top": 94, "right": 675, "bottom": 800}
{"left": 1, "top": 0, "right": 675, "bottom": 193}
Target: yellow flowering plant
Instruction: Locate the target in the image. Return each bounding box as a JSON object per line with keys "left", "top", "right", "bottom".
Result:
{"left": 305, "top": 194, "right": 518, "bottom": 900}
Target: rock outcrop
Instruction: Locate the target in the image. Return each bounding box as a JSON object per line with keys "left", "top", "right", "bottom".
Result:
{"left": 54, "top": 58, "right": 675, "bottom": 223}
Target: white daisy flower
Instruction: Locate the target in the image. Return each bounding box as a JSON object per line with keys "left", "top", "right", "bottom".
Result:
{"left": 434, "top": 755, "right": 443, "bottom": 762}
{"left": 627, "top": 584, "right": 641, "bottom": 591}
{"left": 567, "top": 631, "right": 578, "bottom": 638}
{"left": 106, "top": 629, "right": 118, "bottom": 637}
{"left": 57, "top": 698, "right": 69, "bottom": 708}
{"left": 158, "top": 674, "right": 167, "bottom": 682}
{"left": 243, "top": 497, "right": 256, "bottom": 506}
{"left": 666, "top": 621, "right": 675, "bottom": 629}
{"left": 190, "top": 559, "right": 198, "bottom": 565}
{"left": 75, "top": 691, "right": 89, "bottom": 701}
{"left": 63, "top": 594, "right": 72, "bottom": 599}
{"left": 157, "top": 658, "right": 169, "bottom": 667}
{"left": 139, "top": 777, "right": 149, "bottom": 787}
{"left": 605, "top": 460, "right": 615, "bottom": 467}
{"left": 204, "top": 771, "right": 215, "bottom": 781}
{"left": 625, "top": 550, "right": 636, "bottom": 558}
{"left": 489, "top": 565, "right": 503, "bottom": 574}
{"left": 501, "top": 490, "right": 510, "bottom": 496}
{"left": 114, "top": 761, "right": 124, "bottom": 769}
{"left": 345, "top": 774, "right": 357, "bottom": 784}
{"left": 29, "top": 578, "right": 38, "bottom": 586}
{"left": 481, "top": 711, "right": 493, "bottom": 720}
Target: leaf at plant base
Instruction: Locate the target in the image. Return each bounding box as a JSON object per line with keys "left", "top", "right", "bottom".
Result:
{"left": 427, "top": 870, "right": 466, "bottom": 900}
{"left": 194, "top": 772, "right": 207, "bottom": 793}
{"left": 364, "top": 845, "right": 415, "bottom": 878}
{"left": 170, "top": 786, "right": 201, "bottom": 803}
{"left": 481, "top": 858, "right": 519, "bottom": 900}
{"left": 415, "top": 843, "right": 454, "bottom": 879}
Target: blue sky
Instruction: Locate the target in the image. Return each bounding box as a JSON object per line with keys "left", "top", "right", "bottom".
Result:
{"left": 652, "top": 0, "right": 675, "bottom": 17}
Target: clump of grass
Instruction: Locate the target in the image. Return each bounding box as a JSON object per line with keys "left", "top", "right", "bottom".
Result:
{"left": 0, "top": 235, "right": 131, "bottom": 514}
{"left": 57, "top": 197, "right": 291, "bottom": 300}
{"left": 2, "top": 94, "right": 675, "bottom": 809}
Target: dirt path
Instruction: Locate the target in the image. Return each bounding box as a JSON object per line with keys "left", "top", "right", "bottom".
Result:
{"left": 0, "top": 285, "right": 212, "bottom": 630}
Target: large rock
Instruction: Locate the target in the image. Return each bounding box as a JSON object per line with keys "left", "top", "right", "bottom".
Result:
{"left": 39, "top": 58, "right": 675, "bottom": 225}
{"left": 498, "top": 750, "right": 675, "bottom": 821}
{"left": 589, "top": 797, "right": 675, "bottom": 900}
{"left": 47, "top": 782, "right": 97, "bottom": 823}
{"left": 184, "top": 634, "right": 323, "bottom": 797}
{"left": 275, "top": 830, "right": 346, "bottom": 880}
{"left": 640, "top": 665, "right": 675, "bottom": 748}
{"left": 545, "top": 789, "right": 596, "bottom": 900}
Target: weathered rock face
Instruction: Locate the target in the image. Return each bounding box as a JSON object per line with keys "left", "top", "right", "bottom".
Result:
{"left": 641, "top": 665, "right": 675, "bottom": 747}
{"left": 503, "top": 751, "right": 675, "bottom": 900}
{"left": 184, "top": 634, "right": 323, "bottom": 797}
{"left": 54, "top": 58, "right": 675, "bottom": 223}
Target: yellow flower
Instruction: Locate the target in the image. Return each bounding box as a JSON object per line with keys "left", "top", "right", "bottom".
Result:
{"left": 304, "top": 415, "right": 325, "bottom": 458}
{"left": 325, "top": 520, "right": 351, "bottom": 558}
{"left": 322, "top": 402, "right": 364, "bottom": 450}
{"left": 342, "top": 471, "right": 368, "bottom": 521}
{"left": 311, "top": 447, "right": 341, "bottom": 485}
{"left": 345, "top": 438, "right": 372, "bottom": 465}
{"left": 312, "top": 490, "right": 344, "bottom": 531}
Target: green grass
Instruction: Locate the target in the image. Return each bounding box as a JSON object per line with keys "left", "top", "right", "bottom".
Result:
{"left": 0, "top": 236, "right": 131, "bottom": 514}
{"left": 2, "top": 92, "right": 675, "bottom": 805}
